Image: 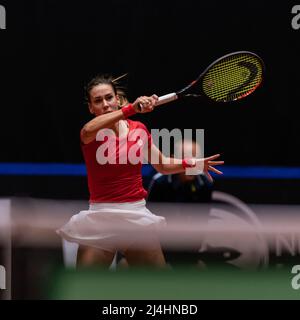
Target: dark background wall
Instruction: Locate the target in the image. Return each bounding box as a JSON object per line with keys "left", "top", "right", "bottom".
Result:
{"left": 1, "top": 0, "right": 300, "bottom": 202}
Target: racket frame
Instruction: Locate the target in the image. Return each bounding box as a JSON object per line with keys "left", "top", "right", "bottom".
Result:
{"left": 156, "top": 50, "right": 265, "bottom": 106}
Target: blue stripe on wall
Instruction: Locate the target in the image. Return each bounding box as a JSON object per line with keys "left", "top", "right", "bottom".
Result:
{"left": 0, "top": 163, "right": 87, "bottom": 176}
{"left": 1, "top": 163, "right": 300, "bottom": 179}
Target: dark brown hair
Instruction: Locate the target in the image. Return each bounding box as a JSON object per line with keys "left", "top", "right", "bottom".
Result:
{"left": 84, "top": 74, "right": 117, "bottom": 103}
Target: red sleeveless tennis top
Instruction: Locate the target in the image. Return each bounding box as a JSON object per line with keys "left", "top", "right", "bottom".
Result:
{"left": 81, "top": 120, "right": 152, "bottom": 203}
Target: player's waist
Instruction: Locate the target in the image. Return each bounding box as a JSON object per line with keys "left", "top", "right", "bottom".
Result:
{"left": 89, "top": 198, "right": 146, "bottom": 210}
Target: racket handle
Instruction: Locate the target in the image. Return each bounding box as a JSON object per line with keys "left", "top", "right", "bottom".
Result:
{"left": 155, "top": 93, "right": 178, "bottom": 106}
{"left": 138, "top": 92, "right": 178, "bottom": 111}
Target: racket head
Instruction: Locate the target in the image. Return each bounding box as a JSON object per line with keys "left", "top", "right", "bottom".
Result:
{"left": 181, "top": 51, "right": 265, "bottom": 103}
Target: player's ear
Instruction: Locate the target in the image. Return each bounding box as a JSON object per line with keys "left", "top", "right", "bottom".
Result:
{"left": 116, "top": 95, "right": 121, "bottom": 108}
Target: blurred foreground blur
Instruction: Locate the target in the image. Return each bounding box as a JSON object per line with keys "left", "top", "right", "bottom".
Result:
{"left": 1, "top": 195, "right": 300, "bottom": 299}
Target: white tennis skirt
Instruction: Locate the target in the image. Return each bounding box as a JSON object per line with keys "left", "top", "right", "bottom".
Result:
{"left": 57, "top": 199, "right": 166, "bottom": 252}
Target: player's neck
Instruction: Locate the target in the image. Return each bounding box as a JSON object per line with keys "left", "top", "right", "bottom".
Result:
{"left": 112, "top": 120, "right": 129, "bottom": 137}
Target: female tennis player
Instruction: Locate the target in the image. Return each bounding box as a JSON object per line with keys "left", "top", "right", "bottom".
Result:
{"left": 57, "top": 74, "right": 224, "bottom": 268}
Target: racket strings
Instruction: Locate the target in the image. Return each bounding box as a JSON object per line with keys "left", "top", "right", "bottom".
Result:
{"left": 202, "top": 53, "right": 263, "bottom": 102}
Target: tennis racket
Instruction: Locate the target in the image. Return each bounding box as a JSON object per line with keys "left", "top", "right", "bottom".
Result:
{"left": 146, "top": 51, "right": 264, "bottom": 108}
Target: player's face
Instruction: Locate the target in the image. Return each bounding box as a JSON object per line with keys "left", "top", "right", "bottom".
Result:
{"left": 88, "top": 84, "right": 120, "bottom": 116}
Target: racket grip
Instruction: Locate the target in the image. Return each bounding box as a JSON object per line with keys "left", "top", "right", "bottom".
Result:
{"left": 138, "top": 92, "right": 178, "bottom": 111}
{"left": 155, "top": 93, "right": 178, "bottom": 106}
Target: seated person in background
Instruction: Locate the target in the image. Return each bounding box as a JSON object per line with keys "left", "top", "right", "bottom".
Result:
{"left": 147, "top": 138, "right": 214, "bottom": 268}
{"left": 147, "top": 139, "right": 213, "bottom": 203}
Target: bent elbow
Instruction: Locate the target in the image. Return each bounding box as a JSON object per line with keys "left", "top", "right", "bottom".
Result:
{"left": 80, "top": 126, "right": 93, "bottom": 144}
